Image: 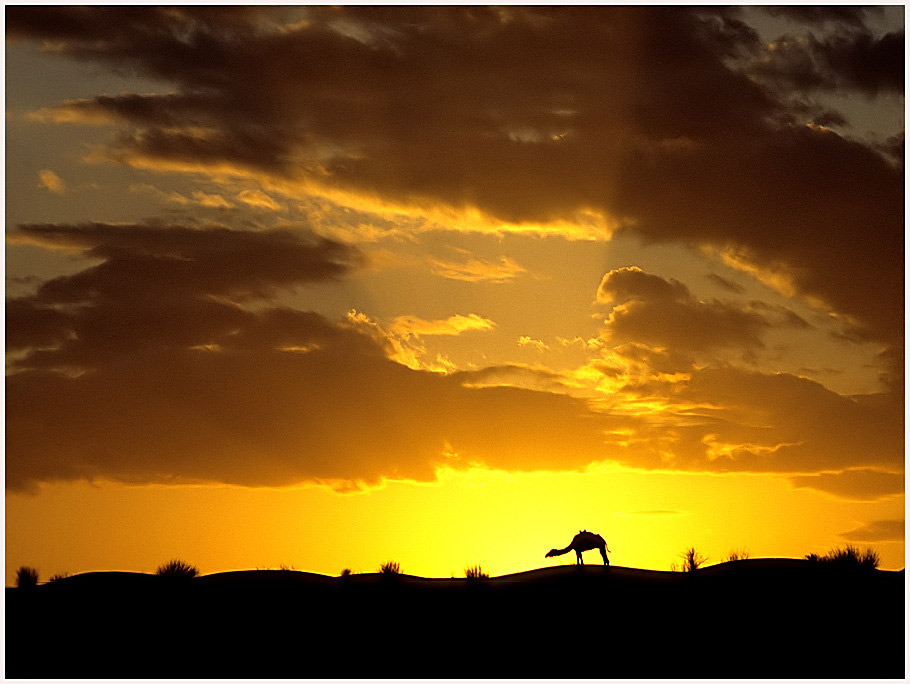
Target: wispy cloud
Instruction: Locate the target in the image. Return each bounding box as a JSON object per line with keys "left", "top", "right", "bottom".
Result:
{"left": 130, "top": 183, "right": 234, "bottom": 209}
{"left": 517, "top": 336, "right": 550, "bottom": 352}
{"left": 38, "top": 169, "right": 66, "bottom": 194}
{"left": 390, "top": 313, "right": 495, "bottom": 338}
{"left": 237, "top": 189, "right": 281, "bottom": 211}
{"left": 429, "top": 253, "right": 526, "bottom": 283}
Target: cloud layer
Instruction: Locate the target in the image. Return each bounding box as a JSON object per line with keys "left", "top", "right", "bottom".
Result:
{"left": 6, "top": 224, "right": 902, "bottom": 496}
{"left": 5, "top": 7, "right": 903, "bottom": 500}
{"left": 8, "top": 7, "right": 902, "bottom": 370}
{"left": 6, "top": 221, "right": 612, "bottom": 492}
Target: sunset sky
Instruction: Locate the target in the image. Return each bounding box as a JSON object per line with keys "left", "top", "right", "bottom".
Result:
{"left": 5, "top": 5, "right": 905, "bottom": 585}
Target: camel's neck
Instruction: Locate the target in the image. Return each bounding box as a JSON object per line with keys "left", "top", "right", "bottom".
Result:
{"left": 553, "top": 546, "right": 573, "bottom": 556}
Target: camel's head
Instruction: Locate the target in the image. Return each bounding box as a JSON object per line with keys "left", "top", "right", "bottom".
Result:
{"left": 545, "top": 548, "right": 559, "bottom": 558}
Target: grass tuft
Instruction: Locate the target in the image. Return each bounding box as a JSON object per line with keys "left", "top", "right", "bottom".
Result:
{"left": 725, "top": 549, "right": 751, "bottom": 562}
{"left": 464, "top": 563, "right": 489, "bottom": 579}
{"left": 16, "top": 566, "right": 39, "bottom": 589}
{"left": 805, "top": 544, "right": 880, "bottom": 571}
{"left": 156, "top": 558, "right": 199, "bottom": 579}
{"left": 379, "top": 560, "right": 401, "bottom": 575}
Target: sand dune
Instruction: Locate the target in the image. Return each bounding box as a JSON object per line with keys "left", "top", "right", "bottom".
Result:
{"left": 6, "top": 560, "right": 904, "bottom": 678}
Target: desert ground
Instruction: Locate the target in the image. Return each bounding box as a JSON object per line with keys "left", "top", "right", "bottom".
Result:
{"left": 5, "top": 559, "right": 904, "bottom": 678}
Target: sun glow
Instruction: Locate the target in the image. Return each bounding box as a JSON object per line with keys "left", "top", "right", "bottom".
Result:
{"left": 7, "top": 463, "right": 904, "bottom": 587}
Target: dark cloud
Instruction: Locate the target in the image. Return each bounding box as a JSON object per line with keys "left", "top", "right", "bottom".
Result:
{"left": 753, "top": 29, "right": 903, "bottom": 95}
{"left": 706, "top": 273, "right": 745, "bottom": 294}
{"left": 839, "top": 519, "right": 904, "bottom": 543}
{"left": 762, "top": 6, "right": 881, "bottom": 28}
{"left": 598, "top": 266, "right": 690, "bottom": 305}
{"left": 5, "top": 5, "right": 265, "bottom": 43}
{"left": 14, "top": 222, "right": 361, "bottom": 299}
{"left": 597, "top": 267, "right": 769, "bottom": 357}
{"left": 745, "top": 300, "right": 811, "bottom": 329}
{"left": 8, "top": 6, "right": 902, "bottom": 381}
{"left": 4, "top": 6, "right": 774, "bottom": 207}
{"left": 790, "top": 469, "right": 904, "bottom": 501}
{"left": 661, "top": 369, "right": 904, "bottom": 475}
{"left": 5, "top": 221, "right": 612, "bottom": 492}
{"left": 596, "top": 341, "right": 696, "bottom": 377}
{"left": 569, "top": 359, "right": 902, "bottom": 495}
{"left": 816, "top": 29, "right": 903, "bottom": 93}
{"left": 6, "top": 336, "right": 614, "bottom": 493}
{"left": 615, "top": 125, "right": 903, "bottom": 395}
{"left": 7, "top": 223, "right": 364, "bottom": 369}
{"left": 5, "top": 297, "right": 75, "bottom": 351}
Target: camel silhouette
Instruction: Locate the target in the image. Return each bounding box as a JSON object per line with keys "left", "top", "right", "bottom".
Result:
{"left": 546, "top": 530, "right": 610, "bottom": 565}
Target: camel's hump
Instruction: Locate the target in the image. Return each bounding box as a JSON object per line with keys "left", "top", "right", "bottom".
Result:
{"left": 574, "top": 531, "right": 604, "bottom": 541}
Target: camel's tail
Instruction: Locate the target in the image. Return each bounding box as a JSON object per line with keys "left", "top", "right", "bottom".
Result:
{"left": 606, "top": 544, "right": 612, "bottom": 553}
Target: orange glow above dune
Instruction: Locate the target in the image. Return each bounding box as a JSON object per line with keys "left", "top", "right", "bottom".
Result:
{"left": 6, "top": 464, "right": 904, "bottom": 586}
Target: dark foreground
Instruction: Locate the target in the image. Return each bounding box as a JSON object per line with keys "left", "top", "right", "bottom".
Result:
{"left": 6, "top": 559, "right": 904, "bottom": 678}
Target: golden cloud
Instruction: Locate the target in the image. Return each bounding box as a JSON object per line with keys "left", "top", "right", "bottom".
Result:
{"left": 37, "top": 169, "right": 67, "bottom": 195}
{"left": 390, "top": 313, "right": 496, "bottom": 338}
{"left": 428, "top": 253, "right": 527, "bottom": 283}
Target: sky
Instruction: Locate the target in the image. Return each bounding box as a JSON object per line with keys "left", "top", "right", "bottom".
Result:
{"left": 4, "top": 5, "right": 905, "bottom": 584}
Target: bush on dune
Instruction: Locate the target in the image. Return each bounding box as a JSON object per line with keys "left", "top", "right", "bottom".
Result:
{"left": 16, "top": 566, "right": 39, "bottom": 589}
{"left": 379, "top": 561, "right": 401, "bottom": 575}
{"left": 671, "top": 547, "right": 707, "bottom": 572}
{"left": 464, "top": 564, "right": 489, "bottom": 579}
{"left": 156, "top": 559, "right": 199, "bottom": 579}
{"left": 805, "top": 544, "right": 880, "bottom": 571}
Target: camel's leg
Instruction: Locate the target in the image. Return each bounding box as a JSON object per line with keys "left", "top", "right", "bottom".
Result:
{"left": 576, "top": 549, "right": 583, "bottom": 565}
{"left": 600, "top": 546, "right": 609, "bottom": 565}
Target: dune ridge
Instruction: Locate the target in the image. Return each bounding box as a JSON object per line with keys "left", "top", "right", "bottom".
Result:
{"left": 6, "top": 559, "right": 904, "bottom": 678}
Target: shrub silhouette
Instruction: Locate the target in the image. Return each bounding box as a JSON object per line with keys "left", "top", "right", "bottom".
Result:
{"left": 156, "top": 559, "right": 199, "bottom": 579}
{"left": 464, "top": 563, "right": 489, "bottom": 579}
{"left": 671, "top": 547, "right": 707, "bottom": 572}
{"left": 48, "top": 572, "right": 70, "bottom": 583}
{"left": 379, "top": 561, "right": 401, "bottom": 575}
{"left": 725, "top": 549, "right": 750, "bottom": 562}
{"left": 16, "top": 566, "right": 39, "bottom": 589}
{"left": 339, "top": 568, "right": 353, "bottom": 577}
{"left": 805, "top": 544, "right": 880, "bottom": 571}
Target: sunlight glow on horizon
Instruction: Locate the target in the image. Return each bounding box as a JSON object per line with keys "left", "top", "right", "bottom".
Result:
{"left": 6, "top": 465, "right": 904, "bottom": 586}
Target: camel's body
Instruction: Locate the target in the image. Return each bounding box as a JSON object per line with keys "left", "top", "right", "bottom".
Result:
{"left": 546, "top": 530, "right": 610, "bottom": 565}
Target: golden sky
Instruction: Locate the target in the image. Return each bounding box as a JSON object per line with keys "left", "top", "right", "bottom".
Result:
{"left": 5, "top": 5, "right": 905, "bottom": 584}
